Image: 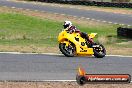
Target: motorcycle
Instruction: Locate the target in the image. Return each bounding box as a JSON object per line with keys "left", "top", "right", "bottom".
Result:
{"left": 58, "top": 29, "right": 106, "bottom": 58}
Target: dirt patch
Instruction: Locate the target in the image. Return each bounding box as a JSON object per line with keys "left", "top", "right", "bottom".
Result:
{"left": 106, "top": 46, "right": 132, "bottom": 56}
{"left": 0, "top": 45, "right": 59, "bottom": 53}
{"left": 0, "top": 82, "right": 131, "bottom": 88}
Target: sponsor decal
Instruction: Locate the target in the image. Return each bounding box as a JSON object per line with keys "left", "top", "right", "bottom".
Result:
{"left": 76, "top": 67, "right": 131, "bottom": 85}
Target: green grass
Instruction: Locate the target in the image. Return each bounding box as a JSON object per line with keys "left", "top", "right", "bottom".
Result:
{"left": 0, "top": 12, "right": 131, "bottom": 48}
{"left": 0, "top": 13, "right": 62, "bottom": 46}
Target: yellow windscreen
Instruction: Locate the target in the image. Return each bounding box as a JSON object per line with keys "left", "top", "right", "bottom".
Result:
{"left": 88, "top": 33, "right": 97, "bottom": 38}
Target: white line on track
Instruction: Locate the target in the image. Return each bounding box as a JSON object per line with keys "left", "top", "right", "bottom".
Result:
{"left": 78, "top": 8, "right": 82, "bottom": 10}
{"left": 69, "top": 7, "right": 74, "bottom": 9}
{"left": 11, "top": 6, "right": 16, "bottom": 8}
{"left": 91, "top": 19, "right": 95, "bottom": 21}
{"left": 0, "top": 52, "right": 132, "bottom": 57}
{"left": 73, "top": 16, "right": 77, "bottom": 18}
{"left": 3, "top": 6, "right": 8, "bottom": 8}
{"left": 1, "top": 6, "right": 132, "bottom": 27}
{"left": 102, "top": 21, "right": 106, "bottom": 22}
{"left": 45, "top": 80, "right": 132, "bottom": 83}
{"left": 34, "top": 80, "right": 76, "bottom": 82}
{"left": 1, "top": 80, "right": 132, "bottom": 82}
{"left": 6, "top": 0, "right": 132, "bottom": 17}
{"left": 18, "top": 8, "right": 23, "bottom": 10}
{"left": 119, "top": 24, "right": 125, "bottom": 26}
{"left": 106, "top": 55, "right": 132, "bottom": 58}
{"left": 80, "top": 17, "right": 85, "bottom": 19}
{"left": 86, "top": 18, "right": 90, "bottom": 20}
{"left": 0, "top": 80, "right": 76, "bottom": 82}
{"left": 34, "top": 10, "right": 38, "bottom": 12}
{"left": 26, "top": 9, "right": 30, "bottom": 11}
{"left": 108, "top": 22, "right": 112, "bottom": 24}
{"left": 60, "top": 14, "right": 65, "bottom": 16}
{"left": 114, "top": 23, "right": 118, "bottom": 24}
{"left": 54, "top": 13, "right": 59, "bottom": 15}
{"left": 97, "top": 20, "right": 100, "bottom": 22}
{"left": 127, "top": 25, "right": 131, "bottom": 26}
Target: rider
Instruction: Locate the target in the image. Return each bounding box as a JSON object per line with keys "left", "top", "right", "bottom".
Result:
{"left": 63, "top": 21, "right": 93, "bottom": 44}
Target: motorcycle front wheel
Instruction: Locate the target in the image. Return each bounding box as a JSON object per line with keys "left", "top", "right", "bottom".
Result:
{"left": 59, "top": 42, "right": 76, "bottom": 57}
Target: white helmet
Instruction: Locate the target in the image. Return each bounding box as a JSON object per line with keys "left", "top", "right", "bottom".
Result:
{"left": 63, "top": 21, "right": 72, "bottom": 29}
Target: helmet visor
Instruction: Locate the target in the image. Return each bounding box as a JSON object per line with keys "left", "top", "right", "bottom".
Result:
{"left": 63, "top": 24, "right": 69, "bottom": 29}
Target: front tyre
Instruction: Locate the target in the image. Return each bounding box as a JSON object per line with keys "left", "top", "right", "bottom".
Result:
{"left": 59, "top": 42, "right": 76, "bottom": 57}
{"left": 93, "top": 44, "right": 106, "bottom": 58}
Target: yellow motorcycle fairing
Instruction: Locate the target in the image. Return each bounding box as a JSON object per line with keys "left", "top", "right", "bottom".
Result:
{"left": 58, "top": 29, "right": 97, "bottom": 55}
{"left": 88, "top": 33, "right": 97, "bottom": 39}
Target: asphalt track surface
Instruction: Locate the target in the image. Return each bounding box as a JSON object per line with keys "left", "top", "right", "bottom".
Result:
{"left": 0, "top": 53, "right": 132, "bottom": 80}
{"left": 0, "top": 0, "right": 132, "bottom": 26}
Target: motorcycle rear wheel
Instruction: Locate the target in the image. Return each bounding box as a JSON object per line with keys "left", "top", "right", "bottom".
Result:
{"left": 93, "top": 44, "right": 106, "bottom": 58}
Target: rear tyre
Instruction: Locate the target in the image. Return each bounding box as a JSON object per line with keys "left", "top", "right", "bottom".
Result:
{"left": 93, "top": 43, "right": 106, "bottom": 58}
{"left": 59, "top": 42, "right": 76, "bottom": 57}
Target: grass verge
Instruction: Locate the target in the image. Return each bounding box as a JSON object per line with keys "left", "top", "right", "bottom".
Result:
{"left": 0, "top": 6, "right": 132, "bottom": 55}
